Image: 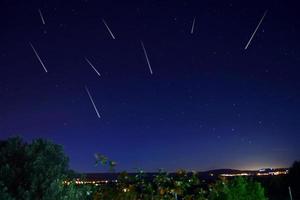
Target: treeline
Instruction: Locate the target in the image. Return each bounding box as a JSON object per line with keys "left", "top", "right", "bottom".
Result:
{"left": 0, "top": 137, "right": 299, "bottom": 200}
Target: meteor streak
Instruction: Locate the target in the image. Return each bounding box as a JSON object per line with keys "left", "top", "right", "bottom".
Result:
{"left": 140, "top": 41, "right": 153, "bottom": 75}
{"left": 191, "top": 17, "right": 196, "bottom": 34}
{"left": 38, "top": 9, "right": 46, "bottom": 25}
{"left": 244, "top": 10, "right": 268, "bottom": 50}
{"left": 85, "top": 57, "right": 101, "bottom": 77}
{"left": 29, "top": 42, "right": 48, "bottom": 73}
{"left": 102, "top": 19, "right": 116, "bottom": 39}
{"left": 85, "top": 86, "right": 101, "bottom": 118}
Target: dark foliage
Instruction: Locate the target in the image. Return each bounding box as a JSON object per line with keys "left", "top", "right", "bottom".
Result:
{"left": 289, "top": 160, "right": 300, "bottom": 199}
{"left": 0, "top": 137, "right": 91, "bottom": 200}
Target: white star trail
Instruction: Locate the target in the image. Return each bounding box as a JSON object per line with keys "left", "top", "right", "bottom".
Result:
{"left": 140, "top": 41, "right": 153, "bottom": 75}
{"left": 102, "top": 19, "right": 116, "bottom": 39}
{"left": 85, "top": 57, "right": 101, "bottom": 77}
{"left": 85, "top": 86, "right": 101, "bottom": 118}
{"left": 244, "top": 10, "right": 268, "bottom": 50}
{"left": 38, "top": 9, "right": 46, "bottom": 25}
{"left": 29, "top": 42, "right": 48, "bottom": 73}
{"left": 191, "top": 17, "right": 196, "bottom": 34}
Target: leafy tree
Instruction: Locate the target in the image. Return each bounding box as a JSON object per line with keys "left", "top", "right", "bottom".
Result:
{"left": 24, "top": 138, "right": 70, "bottom": 200}
{"left": 0, "top": 137, "right": 27, "bottom": 199}
{"left": 153, "top": 169, "right": 172, "bottom": 199}
{"left": 94, "top": 153, "right": 116, "bottom": 172}
{"left": 0, "top": 182, "right": 14, "bottom": 200}
{"left": 0, "top": 137, "right": 91, "bottom": 200}
{"left": 209, "top": 177, "right": 267, "bottom": 200}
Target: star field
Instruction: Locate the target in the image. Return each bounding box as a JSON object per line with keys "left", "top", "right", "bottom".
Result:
{"left": 0, "top": 0, "right": 299, "bottom": 172}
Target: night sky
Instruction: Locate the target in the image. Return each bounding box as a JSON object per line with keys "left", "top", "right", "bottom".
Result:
{"left": 1, "top": 0, "right": 300, "bottom": 172}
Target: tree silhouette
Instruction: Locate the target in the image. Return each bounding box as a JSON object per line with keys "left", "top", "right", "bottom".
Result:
{"left": 289, "top": 160, "right": 300, "bottom": 199}
{"left": 0, "top": 137, "right": 91, "bottom": 200}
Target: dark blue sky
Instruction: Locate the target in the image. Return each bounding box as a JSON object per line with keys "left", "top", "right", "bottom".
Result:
{"left": 0, "top": 0, "right": 299, "bottom": 172}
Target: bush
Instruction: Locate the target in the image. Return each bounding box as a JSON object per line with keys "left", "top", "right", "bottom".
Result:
{"left": 209, "top": 177, "right": 267, "bottom": 200}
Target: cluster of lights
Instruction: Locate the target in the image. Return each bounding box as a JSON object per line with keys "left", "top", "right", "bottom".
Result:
{"left": 63, "top": 179, "right": 117, "bottom": 186}
{"left": 220, "top": 169, "right": 288, "bottom": 177}
{"left": 64, "top": 169, "right": 288, "bottom": 186}
{"left": 219, "top": 173, "right": 250, "bottom": 177}
{"left": 257, "top": 170, "right": 288, "bottom": 176}
{"left": 123, "top": 188, "right": 130, "bottom": 193}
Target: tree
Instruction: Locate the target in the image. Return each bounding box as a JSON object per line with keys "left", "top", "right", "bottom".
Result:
{"left": 0, "top": 137, "right": 27, "bottom": 199}
{"left": 289, "top": 160, "right": 300, "bottom": 199}
{"left": 94, "top": 153, "right": 116, "bottom": 172}
{"left": 209, "top": 177, "right": 267, "bottom": 200}
{"left": 24, "top": 138, "right": 70, "bottom": 200}
{"left": 0, "top": 182, "right": 14, "bottom": 200}
{"left": 0, "top": 137, "right": 91, "bottom": 200}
